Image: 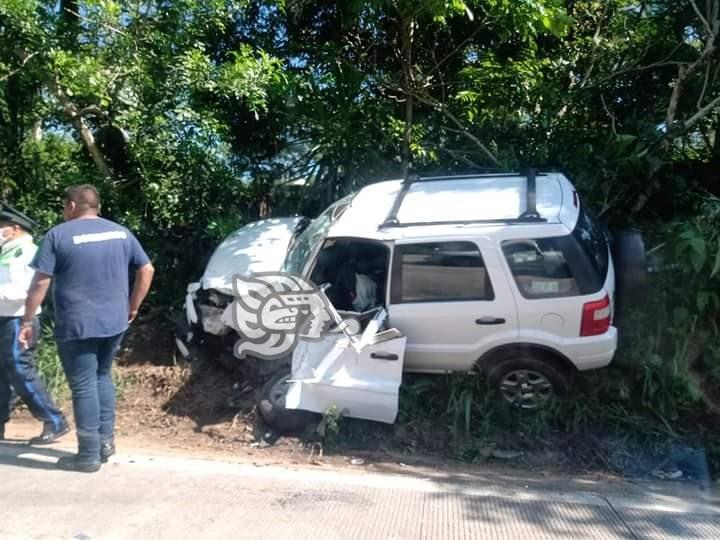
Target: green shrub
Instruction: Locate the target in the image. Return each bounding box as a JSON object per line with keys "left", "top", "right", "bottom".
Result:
{"left": 35, "top": 324, "right": 70, "bottom": 403}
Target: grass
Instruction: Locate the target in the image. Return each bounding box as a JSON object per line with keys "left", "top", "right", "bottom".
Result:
{"left": 392, "top": 357, "right": 720, "bottom": 476}
{"left": 35, "top": 325, "right": 70, "bottom": 403}
{"left": 35, "top": 323, "right": 137, "bottom": 405}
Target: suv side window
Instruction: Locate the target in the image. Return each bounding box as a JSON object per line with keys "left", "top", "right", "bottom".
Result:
{"left": 390, "top": 241, "right": 494, "bottom": 303}
{"left": 502, "top": 234, "right": 612, "bottom": 299}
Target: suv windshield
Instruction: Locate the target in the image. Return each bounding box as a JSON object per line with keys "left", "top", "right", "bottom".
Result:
{"left": 282, "top": 194, "right": 354, "bottom": 274}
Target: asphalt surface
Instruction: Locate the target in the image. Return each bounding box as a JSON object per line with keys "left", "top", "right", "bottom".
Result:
{"left": 1, "top": 439, "right": 719, "bottom": 540}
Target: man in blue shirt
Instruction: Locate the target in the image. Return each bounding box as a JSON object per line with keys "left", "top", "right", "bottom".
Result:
{"left": 19, "top": 185, "right": 155, "bottom": 472}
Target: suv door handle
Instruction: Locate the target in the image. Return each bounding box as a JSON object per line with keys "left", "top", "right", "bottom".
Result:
{"left": 475, "top": 317, "right": 506, "bottom": 325}
{"left": 370, "top": 352, "right": 399, "bottom": 361}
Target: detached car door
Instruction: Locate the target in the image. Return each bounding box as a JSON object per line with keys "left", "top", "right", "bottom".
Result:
{"left": 386, "top": 238, "right": 518, "bottom": 372}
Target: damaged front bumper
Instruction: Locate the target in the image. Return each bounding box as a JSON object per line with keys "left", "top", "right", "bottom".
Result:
{"left": 174, "top": 282, "right": 237, "bottom": 362}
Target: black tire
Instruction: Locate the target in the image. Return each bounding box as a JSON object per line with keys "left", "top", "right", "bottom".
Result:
{"left": 486, "top": 353, "right": 571, "bottom": 410}
{"left": 611, "top": 229, "right": 648, "bottom": 320}
{"left": 256, "top": 369, "right": 317, "bottom": 432}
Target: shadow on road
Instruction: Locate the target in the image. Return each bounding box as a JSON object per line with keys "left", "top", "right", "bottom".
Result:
{"left": 423, "top": 487, "right": 720, "bottom": 539}
{"left": 0, "top": 441, "right": 73, "bottom": 470}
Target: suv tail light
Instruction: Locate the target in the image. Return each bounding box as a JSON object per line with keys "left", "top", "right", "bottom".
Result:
{"left": 580, "top": 294, "right": 611, "bottom": 336}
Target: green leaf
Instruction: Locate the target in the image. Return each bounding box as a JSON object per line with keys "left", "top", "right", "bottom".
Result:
{"left": 689, "top": 236, "right": 707, "bottom": 272}
{"left": 673, "top": 307, "right": 689, "bottom": 324}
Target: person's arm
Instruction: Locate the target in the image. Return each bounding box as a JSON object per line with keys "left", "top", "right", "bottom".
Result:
{"left": 128, "top": 262, "right": 154, "bottom": 323}
{"left": 18, "top": 271, "right": 52, "bottom": 349}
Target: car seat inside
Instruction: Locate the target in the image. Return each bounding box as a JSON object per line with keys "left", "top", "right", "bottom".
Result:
{"left": 309, "top": 239, "right": 389, "bottom": 313}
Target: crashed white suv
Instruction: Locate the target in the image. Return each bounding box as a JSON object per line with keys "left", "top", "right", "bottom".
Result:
{"left": 177, "top": 170, "right": 645, "bottom": 414}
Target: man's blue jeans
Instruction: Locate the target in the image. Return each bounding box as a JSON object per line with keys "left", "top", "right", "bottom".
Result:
{"left": 57, "top": 333, "right": 125, "bottom": 461}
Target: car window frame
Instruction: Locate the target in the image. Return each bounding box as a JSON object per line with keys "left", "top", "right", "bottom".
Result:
{"left": 572, "top": 204, "right": 610, "bottom": 283}
{"left": 281, "top": 193, "right": 356, "bottom": 275}
{"left": 389, "top": 240, "right": 496, "bottom": 304}
{"left": 306, "top": 236, "right": 392, "bottom": 304}
{"left": 501, "top": 234, "right": 603, "bottom": 300}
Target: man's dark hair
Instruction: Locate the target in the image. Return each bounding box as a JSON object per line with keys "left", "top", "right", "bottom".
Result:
{"left": 63, "top": 184, "right": 101, "bottom": 212}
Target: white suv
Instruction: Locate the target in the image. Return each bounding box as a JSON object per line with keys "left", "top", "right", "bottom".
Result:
{"left": 177, "top": 170, "right": 646, "bottom": 411}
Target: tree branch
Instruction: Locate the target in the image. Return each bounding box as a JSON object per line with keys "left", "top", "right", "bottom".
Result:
{"left": 63, "top": 7, "right": 126, "bottom": 36}
{"left": 690, "top": 0, "right": 713, "bottom": 37}
{"left": 408, "top": 93, "right": 500, "bottom": 166}
{"left": 48, "top": 78, "right": 113, "bottom": 181}
{"left": 430, "top": 119, "right": 498, "bottom": 166}
{"left": 13, "top": 48, "right": 113, "bottom": 181}
{"left": 0, "top": 52, "right": 38, "bottom": 82}
{"left": 428, "top": 22, "right": 489, "bottom": 76}
{"left": 697, "top": 61, "right": 712, "bottom": 110}
{"left": 433, "top": 145, "right": 483, "bottom": 169}
{"left": 683, "top": 94, "right": 720, "bottom": 131}
{"left": 601, "top": 94, "right": 617, "bottom": 135}
{"left": 78, "top": 105, "right": 108, "bottom": 118}
{"left": 665, "top": 65, "right": 686, "bottom": 131}
{"left": 399, "top": 13, "right": 415, "bottom": 177}
{"left": 579, "top": 1, "right": 612, "bottom": 88}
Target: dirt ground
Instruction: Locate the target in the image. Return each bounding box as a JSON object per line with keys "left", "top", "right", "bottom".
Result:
{"left": 9, "top": 320, "right": 718, "bottom": 483}
{"left": 106, "top": 322, "right": 569, "bottom": 472}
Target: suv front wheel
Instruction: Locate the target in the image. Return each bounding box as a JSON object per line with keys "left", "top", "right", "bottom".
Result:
{"left": 257, "top": 369, "right": 318, "bottom": 432}
{"left": 485, "top": 353, "right": 571, "bottom": 410}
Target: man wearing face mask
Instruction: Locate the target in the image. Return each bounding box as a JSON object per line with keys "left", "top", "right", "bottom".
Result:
{"left": 0, "top": 204, "right": 69, "bottom": 444}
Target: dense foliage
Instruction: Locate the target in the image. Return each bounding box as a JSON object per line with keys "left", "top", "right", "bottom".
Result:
{"left": 1, "top": 1, "right": 719, "bottom": 449}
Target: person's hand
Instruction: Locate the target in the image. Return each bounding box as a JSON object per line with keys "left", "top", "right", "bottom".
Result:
{"left": 18, "top": 324, "right": 33, "bottom": 350}
{"left": 128, "top": 308, "right": 139, "bottom": 323}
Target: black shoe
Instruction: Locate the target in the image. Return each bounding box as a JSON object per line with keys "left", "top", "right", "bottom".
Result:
{"left": 57, "top": 455, "right": 102, "bottom": 473}
{"left": 100, "top": 442, "right": 115, "bottom": 463}
{"left": 29, "top": 419, "right": 70, "bottom": 445}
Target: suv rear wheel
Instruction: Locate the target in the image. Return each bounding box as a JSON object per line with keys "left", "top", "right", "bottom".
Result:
{"left": 486, "top": 353, "right": 571, "bottom": 410}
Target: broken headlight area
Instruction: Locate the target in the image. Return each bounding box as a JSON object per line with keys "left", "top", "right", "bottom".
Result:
{"left": 175, "top": 284, "right": 237, "bottom": 363}
{"left": 191, "top": 289, "right": 233, "bottom": 336}
{"left": 196, "top": 288, "right": 234, "bottom": 310}
{"left": 198, "top": 304, "right": 233, "bottom": 336}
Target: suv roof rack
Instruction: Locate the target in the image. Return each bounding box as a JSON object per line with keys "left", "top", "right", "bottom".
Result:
{"left": 379, "top": 168, "right": 548, "bottom": 229}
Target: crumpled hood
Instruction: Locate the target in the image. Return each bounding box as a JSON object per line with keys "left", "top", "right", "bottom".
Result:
{"left": 200, "top": 217, "right": 304, "bottom": 294}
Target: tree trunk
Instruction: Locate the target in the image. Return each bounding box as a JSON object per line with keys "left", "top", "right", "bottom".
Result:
{"left": 664, "top": 65, "right": 686, "bottom": 140}
{"left": 399, "top": 15, "right": 414, "bottom": 178}
{"left": 52, "top": 81, "right": 113, "bottom": 181}
{"left": 31, "top": 119, "right": 43, "bottom": 142}
{"left": 15, "top": 49, "right": 113, "bottom": 181}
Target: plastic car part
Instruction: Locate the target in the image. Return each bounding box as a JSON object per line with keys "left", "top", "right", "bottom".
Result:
{"left": 580, "top": 294, "right": 611, "bottom": 336}
{"left": 257, "top": 307, "right": 407, "bottom": 430}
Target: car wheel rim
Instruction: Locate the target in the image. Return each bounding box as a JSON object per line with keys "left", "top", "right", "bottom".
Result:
{"left": 499, "top": 369, "right": 554, "bottom": 409}
{"left": 269, "top": 377, "right": 289, "bottom": 407}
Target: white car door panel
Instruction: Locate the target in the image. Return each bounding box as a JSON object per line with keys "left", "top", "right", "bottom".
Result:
{"left": 387, "top": 238, "right": 518, "bottom": 372}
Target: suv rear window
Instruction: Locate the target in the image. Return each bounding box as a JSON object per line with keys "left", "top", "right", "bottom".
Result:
{"left": 502, "top": 239, "right": 582, "bottom": 299}
{"left": 502, "top": 211, "right": 609, "bottom": 300}
{"left": 390, "top": 241, "right": 494, "bottom": 303}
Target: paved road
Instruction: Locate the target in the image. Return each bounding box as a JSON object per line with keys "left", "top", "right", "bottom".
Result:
{"left": 1, "top": 440, "right": 718, "bottom": 540}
